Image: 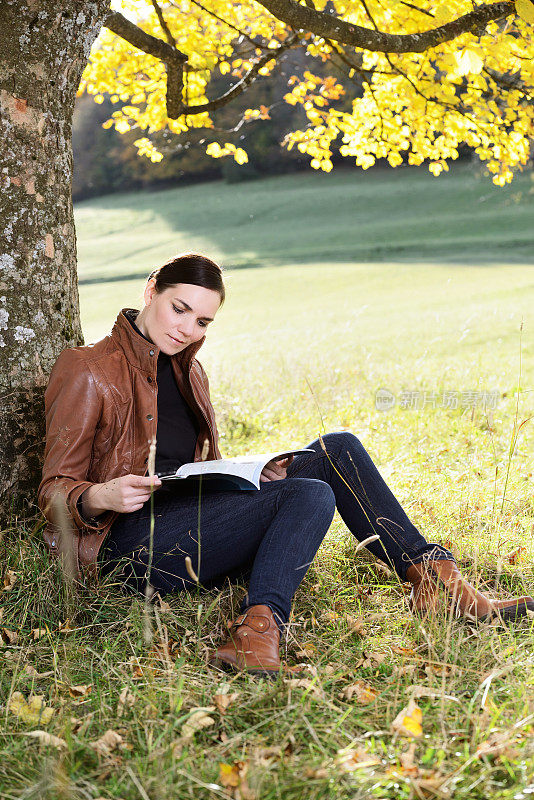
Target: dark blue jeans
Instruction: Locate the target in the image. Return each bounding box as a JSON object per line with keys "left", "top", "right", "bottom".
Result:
{"left": 101, "top": 432, "right": 454, "bottom": 628}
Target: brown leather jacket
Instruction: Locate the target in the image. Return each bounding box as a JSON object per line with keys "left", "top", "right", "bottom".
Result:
{"left": 37, "top": 309, "right": 221, "bottom": 577}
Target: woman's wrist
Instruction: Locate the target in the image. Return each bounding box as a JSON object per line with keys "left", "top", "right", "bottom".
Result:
{"left": 80, "top": 483, "right": 109, "bottom": 519}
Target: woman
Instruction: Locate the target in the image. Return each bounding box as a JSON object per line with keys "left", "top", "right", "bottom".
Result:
{"left": 38, "top": 253, "right": 533, "bottom": 677}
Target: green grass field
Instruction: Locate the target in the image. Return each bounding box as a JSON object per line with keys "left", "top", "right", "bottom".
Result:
{"left": 2, "top": 164, "right": 534, "bottom": 799}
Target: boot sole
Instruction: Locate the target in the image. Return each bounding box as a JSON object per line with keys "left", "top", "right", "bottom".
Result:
{"left": 209, "top": 656, "right": 281, "bottom": 679}
{"left": 477, "top": 599, "right": 534, "bottom": 624}
{"left": 410, "top": 597, "right": 534, "bottom": 624}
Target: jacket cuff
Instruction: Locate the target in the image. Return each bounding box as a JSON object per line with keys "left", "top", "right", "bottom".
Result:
{"left": 67, "top": 482, "right": 113, "bottom": 532}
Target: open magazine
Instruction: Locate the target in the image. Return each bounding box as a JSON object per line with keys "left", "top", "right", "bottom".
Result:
{"left": 158, "top": 449, "right": 314, "bottom": 491}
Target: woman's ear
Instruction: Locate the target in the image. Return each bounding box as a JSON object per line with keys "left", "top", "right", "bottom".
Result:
{"left": 144, "top": 278, "right": 157, "bottom": 306}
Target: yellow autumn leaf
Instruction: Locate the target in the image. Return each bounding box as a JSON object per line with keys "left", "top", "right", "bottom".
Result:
{"left": 434, "top": 4, "right": 452, "bottom": 24}
{"left": 516, "top": 0, "right": 534, "bottom": 23}
{"left": 206, "top": 142, "right": 223, "bottom": 158}
{"left": 234, "top": 148, "right": 249, "bottom": 165}
{"left": 218, "top": 761, "right": 252, "bottom": 795}
{"left": 391, "top": 698, "right": 423, "bottom": 738}
{"left": 9, "top": 692, "right": 54, "bottom": 726}
{"left": 454, "top": 48, "right": 484, "bottom": 76}
{"left": 219, "top": 762, "right": 240, "bottom": 788}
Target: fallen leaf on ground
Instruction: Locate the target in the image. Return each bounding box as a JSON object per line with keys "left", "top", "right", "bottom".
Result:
{"left": 394, "top": 663, "right": 417, "bottom": 678}
{"left": 345, "top": 614, "right": 367, "bottom": 636}
{"left": 285, "top": 678, "right": 325, "bottom": 699}
{"left": 407, "top": 684, "right": 459, "bottom": 703}
{"left": 339, "top": 680, "right": 377, "bottom": 704}
{"left": 374, "top": 562, "right": 393, "bottom": 576}
{"left": 305, "top": 765, "right": 329, "bottom": 779}
{"left": 214, "top": 685, "right": 240, "bottom": 715}
{"left": 92, "top": 729, "right": 124, "bottom": 756}
{"left": 3, "top": 571, "right": 18, "bottom": 591}
{"left": 422, "top": 661, "right": 455, "bottom": 677}
{"left": 359, "top": 650, "right": 387, "bottom": 668}
{"left": 180, "top": 707, "right": 216, "bottom": 742}
{"left": 506, "top": 546, "right": 527, "bottom": 565}
{"left": 219, "top": 762, "right": 240, "bottom": 787}
{"left": 67, "top": 684, "right": 92, "bottom": 699}
{"left": 22, "top": 665, "right": 54, "bottom": 680}
{"left": 250, "top": 745, "right": 283, "bottom": 764}
{"left": 321, "top": 610, "right": 340, "bottom": 624}
{"left": 399, "top": 742, "right": 419, "bottom": 776}
{"left": 117, "top": 687, "right": 135, "bottom": 717}
{"left": 1, "top": 628, "right": 18, "bottom": 645}
{"left": 392, "top": 646, "right": 418, "bottom": 657}
{"left": 476, "top": 731, "right": 519, "bottom": 760}
{"left": 9, "top": 692, "right": 54, "bottom": 725}
{"left": 391, "top": 698, "right": 423, "bottom": 738}
{"left": 335, "top": 747, "right": 380, "bottom": 772}
{"left": 31, "top": 628, "right": 48, "bottom": 641}
{"left": 294, "top": 643, "right": 317, "bottom": 658}
{"left": 26, "top": 730, "right": 67, "bottom": 749}
{"left": 322, "top": 662, "right": 350, "bottom": 677}
{"left": 149, "top": 630, "right": 180, "bottom": 665}
{"left": 58, "top": 619, "right": 74, "bottom": 634}
{"left": 69, "top": 715, "right": 85, "bottom": 733}
{"left": 218, "top": 761, "right": 254, "bottom": 798}
{"left": 127, "top": 656, "right": 145, "bottom": 680}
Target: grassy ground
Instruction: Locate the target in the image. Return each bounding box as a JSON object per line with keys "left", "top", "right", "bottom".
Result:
{"left": 1, "top": 164, "right": 534, "bottom": 799}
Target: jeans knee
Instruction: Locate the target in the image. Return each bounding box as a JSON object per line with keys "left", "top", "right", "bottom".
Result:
{"left": 292, "top": 478, "right": 336, "bottom": 517}
{"left": 322, "top": 430, "right": 362, "bottom": 455}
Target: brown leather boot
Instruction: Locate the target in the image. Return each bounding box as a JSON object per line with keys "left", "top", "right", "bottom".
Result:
{"left": 209, "top": 604, "right": 281, "bottom": 676}
{"left": 406, "top": 560, "right": 534, "bottom": 623}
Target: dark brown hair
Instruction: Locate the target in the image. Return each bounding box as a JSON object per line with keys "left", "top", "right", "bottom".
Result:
{"left": 148, "top": 253, "right": 225, "bottom": 304}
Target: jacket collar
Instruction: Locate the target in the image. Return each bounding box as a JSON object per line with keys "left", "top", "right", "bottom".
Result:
{"left": 110, "top": 309, "right": 206, "bottom": 373}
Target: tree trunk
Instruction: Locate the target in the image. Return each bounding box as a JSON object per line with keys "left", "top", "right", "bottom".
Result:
{"left": 0, "top": 1, "right": 108, "bottom": 522}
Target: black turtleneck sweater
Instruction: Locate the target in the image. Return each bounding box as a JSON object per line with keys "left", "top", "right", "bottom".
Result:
{"left": 126, "top": 312, "right": 199, "bottom": 475}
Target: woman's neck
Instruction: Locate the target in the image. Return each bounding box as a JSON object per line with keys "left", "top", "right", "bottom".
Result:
{"left": 133, "top": 308, "right": 153, "bottom": 342}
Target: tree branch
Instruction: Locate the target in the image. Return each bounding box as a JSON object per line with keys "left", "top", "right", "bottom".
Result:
{"left": 253, "top": 0, "right": 516, "bottom": 53}
{"left": 151, "top": 0, "right": 178, "bottom": 48}
{"left": 180, "top": 33, "right": 299, "bottom": 114}
{"left": 170, "top": 0, "right": 273, "bottom": 52}
{"left": 104, "top": 9, "right": 298, "bottom": 119}
{"left": 483, "top": 66, "right": 534, "bottom": 100}
{"left": 104, "top": 10, "right": 186, "bottom": 118}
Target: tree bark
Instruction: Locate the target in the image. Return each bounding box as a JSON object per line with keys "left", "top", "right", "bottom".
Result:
{"left": 0, "top": 1, "right": 108, "bottom": 522}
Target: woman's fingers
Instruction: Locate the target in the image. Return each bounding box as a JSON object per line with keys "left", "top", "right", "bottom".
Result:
{"left": 266, "top": 459, "right": 287, "bottom": 477}
{"left": 128, "top": 474, "right": 162, "bottom": 488}
{"left": 276, "top": 455, "right": 294, "bottom": 469}
{"left": 261, "top": 466, "right": 286, "bottom": 482}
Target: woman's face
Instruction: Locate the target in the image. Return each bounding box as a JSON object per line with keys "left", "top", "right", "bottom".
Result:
{"left": 137, "top": 281, "right": 222, "bottom": 355}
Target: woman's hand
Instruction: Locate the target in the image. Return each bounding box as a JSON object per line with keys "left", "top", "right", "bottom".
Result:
{"left": 81, "top": 474, "right": 162, "bottom": 517}
{"left": 260, "top": 455, "right": 294, "bottom": 483}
